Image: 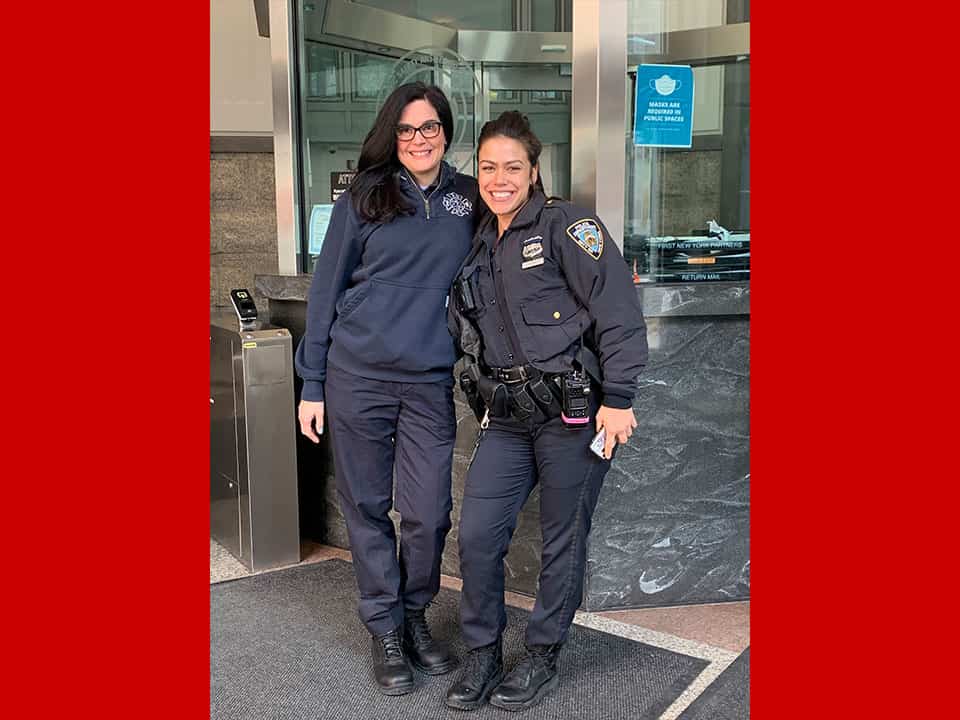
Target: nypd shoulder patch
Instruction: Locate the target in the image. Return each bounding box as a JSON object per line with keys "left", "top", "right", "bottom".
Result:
{"left": 566, "top": 218, "right": 604, "bottom": 260}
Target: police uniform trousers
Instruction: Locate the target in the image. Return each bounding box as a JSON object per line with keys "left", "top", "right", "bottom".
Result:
{"left": 324, "top": 363, "right": 456, "bottom": 637}
{"left": 458, "top": 396, "right": 610, "bottom": 650}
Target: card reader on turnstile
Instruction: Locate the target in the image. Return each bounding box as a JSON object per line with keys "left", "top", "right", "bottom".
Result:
{"left": 230, "top": 288, "right": 259, "bottom": 327}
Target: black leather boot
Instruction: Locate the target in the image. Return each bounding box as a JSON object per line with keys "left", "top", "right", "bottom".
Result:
{"left": 488, "top": 643, "right": 561, "bottom": 711}
{"left": 444, "top": 637, "right": 504, "bottom": 711}
{"left": 370, "top": 627, "right": 415, "bottom": 696}
{"left": 403, "top": 606, "right": 454, "bottom": 675}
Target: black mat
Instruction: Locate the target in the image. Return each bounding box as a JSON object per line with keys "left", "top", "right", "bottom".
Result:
{"left": 678, "top": 647, "right": 749, "bottom": 720}
{"left": 211, "top": 559, "right": 708, "bottom": 720}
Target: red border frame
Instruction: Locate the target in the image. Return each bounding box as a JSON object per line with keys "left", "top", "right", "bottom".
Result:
{"left": 5, "top": 5, "right": 210, "bottom": 717}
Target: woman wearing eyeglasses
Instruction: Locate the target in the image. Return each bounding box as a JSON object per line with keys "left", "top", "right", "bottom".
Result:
{"left": 295, "top": 82, "right": 479, "bottom": 696}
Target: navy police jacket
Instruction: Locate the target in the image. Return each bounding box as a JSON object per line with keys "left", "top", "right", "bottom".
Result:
{"left": 295, "top": 161, "right": 478, "bottom": 402}
{"left": 448, "top": 189, "right": 648, "bottom": 409}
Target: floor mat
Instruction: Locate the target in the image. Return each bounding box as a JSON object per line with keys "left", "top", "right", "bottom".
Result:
{"left": 211, "top": 559, "right": 708, "bottom": 720}
{"left": 678, "top": 647, "right": 749, "bottom": 720}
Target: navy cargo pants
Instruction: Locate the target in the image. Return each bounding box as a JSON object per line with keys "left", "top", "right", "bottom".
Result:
{"left": 458, "top": 397, "right": 610, "bottom": 650}
{"left": 324, "top": 363, "right": 456, "bottom": 637}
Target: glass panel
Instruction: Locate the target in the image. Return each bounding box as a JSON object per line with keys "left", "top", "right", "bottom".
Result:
{"left": 351, "top": 54, "right": 397, "bottom": 101}
{"left": 531, "top": 0, "right": 572, "bottom": 31}
{"left": 354, "top": 1, "right": 514, "bottom": 30}
{"left": 297, "top": 10, "right": 481, "bottom": 272}
{"left": 624, "top": 0, "right": 750, "bottom": 285}
{"left": 487, "top": 66, "right": 571, "bottom": 199}
{"left": 299, "top": 44, "right": 392, "bottom": 273}
{"left": 298, "top": 46, "right": 481, "bottom": 273}
{"left": 305, "top": 45, "right": 343, "bottom": 100}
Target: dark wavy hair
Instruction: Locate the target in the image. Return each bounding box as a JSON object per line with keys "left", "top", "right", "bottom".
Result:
{"left": 476, "top": 110, "right": 546, "bottom": 194}
{"left": 349, "top": 82, "right": 454, "bottom": 223}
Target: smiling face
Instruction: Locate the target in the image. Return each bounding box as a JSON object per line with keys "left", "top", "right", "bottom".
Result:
{"left": 477, "top": 135, "right": 539, "bottom": 231}
{"left": 396, "top": 99, "right": 446, "bottom": 186}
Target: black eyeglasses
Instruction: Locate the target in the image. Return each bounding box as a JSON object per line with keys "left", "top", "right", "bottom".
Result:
{"left": 395, "top": 121, "right": 442, "bottom": 141}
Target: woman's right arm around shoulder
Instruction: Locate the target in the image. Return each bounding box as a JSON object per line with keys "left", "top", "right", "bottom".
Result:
{"left": 294, "top": 193, "right": 363, "bottom": 440}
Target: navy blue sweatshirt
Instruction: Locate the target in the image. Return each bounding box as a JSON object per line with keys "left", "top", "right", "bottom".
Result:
{"left": 295, "top": 161, "right": 478, "bottom": 402}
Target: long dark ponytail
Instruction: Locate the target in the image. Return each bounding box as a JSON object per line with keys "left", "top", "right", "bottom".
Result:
{"left": 349, "top": 82, "right": 454, "bottom": 223}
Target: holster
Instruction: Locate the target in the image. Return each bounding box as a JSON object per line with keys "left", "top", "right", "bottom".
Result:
{"left": 458, "top": 364, "right": 488, "bottom": 423}
{"left": 509, "top": 383, "right": 537, "bottom": 420}
{"left": 527, "top": 374, "right": 563, "bottom": 417}
{"left": 494, "top": 370, "right": 564, "bottom": 422}
{"left": 475, "top": 374, "right": 509, "bottom": 418}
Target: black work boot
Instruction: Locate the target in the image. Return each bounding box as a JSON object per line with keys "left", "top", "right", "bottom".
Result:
{"left": 370, "top": 627, "right": 415, "bottom": 696}
{"left": 444, "top": 637, "right": 504, "bottom": 711}
{"left": 488, "top": 643, "right": 562, "bottom": 711}
{"left": 403, "top": 605, "right": 454, "bottom": 675}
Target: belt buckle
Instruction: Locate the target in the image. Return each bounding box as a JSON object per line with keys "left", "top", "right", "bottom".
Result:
{"left": 505, "top": 365, "right": 528, "bottom": 384}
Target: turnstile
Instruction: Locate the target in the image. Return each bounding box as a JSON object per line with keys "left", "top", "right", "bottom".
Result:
{"left": 210, "top": 313, "right": 300, "bottom": 571}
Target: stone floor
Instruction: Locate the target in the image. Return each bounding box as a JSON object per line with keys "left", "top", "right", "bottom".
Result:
{"left": 211, "top": 539, "right": 749, "bottom": 719}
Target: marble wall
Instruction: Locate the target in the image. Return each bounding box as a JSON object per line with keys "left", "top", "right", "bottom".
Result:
{"left": 210, "top": 152, "right": 278, "bottom": 314}
{"left": 585, "top": 313, "right": 750, "bottom": 610}
{"left": 258, "top": 277, "right": 750, "bottom": 610}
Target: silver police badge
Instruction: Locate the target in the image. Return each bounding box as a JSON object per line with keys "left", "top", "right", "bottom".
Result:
{"left": 442, "top": 192, "right": 473, "bottom": 217}
{"left": 566, "top": 219, "right": 604, "bottom": 260}
{"left": 522, "top": 242, "right": 543, "bottom": 259}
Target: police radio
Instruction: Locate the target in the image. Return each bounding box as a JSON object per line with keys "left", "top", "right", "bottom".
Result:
{"left": 560, "top": 370, "right": 590, "bottom": 427}
{"left": 561, "top": 329, "right": 591, "bottom": 428}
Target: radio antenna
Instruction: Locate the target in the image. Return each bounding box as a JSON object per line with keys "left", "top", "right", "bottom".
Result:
{"left": 578, "top": 321, "right": 584, "bottom": 374}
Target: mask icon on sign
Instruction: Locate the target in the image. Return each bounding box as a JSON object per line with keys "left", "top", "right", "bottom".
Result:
{"left": 649, "top": 74, "right": 680, "bottom": 95}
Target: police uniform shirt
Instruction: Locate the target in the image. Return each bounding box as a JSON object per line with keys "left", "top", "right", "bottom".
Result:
{"left": 468, "top": 190, "right": 648, "bottom": 409}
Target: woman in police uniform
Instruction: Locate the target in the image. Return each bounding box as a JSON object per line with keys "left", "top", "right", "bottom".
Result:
{"left": 445, "top": 111, "right": 648, "bottom": 712}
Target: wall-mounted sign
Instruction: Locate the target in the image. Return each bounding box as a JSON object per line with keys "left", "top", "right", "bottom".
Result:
{"left": 633, "top": 64, "right": 694, "bottom": 148}
{"left": 308, "top": 204, "right": 334, "bottom": 255}
{"left": 330, "top": 171, "right": 356, "bottom": 202}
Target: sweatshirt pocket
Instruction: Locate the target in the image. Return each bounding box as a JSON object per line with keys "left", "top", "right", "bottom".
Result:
{"left": 335, "top": 283, "right": 371, "bottom": 322}
{"left": 333, "top": 279, "right": 457, "bottom": 371}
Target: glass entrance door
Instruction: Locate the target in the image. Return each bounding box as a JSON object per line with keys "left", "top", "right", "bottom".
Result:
{"left": 481, "top": 65, "right": 571, "bottom": 199}
{"left": 296, "top": 0, "right": 573, "bottom": 271}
